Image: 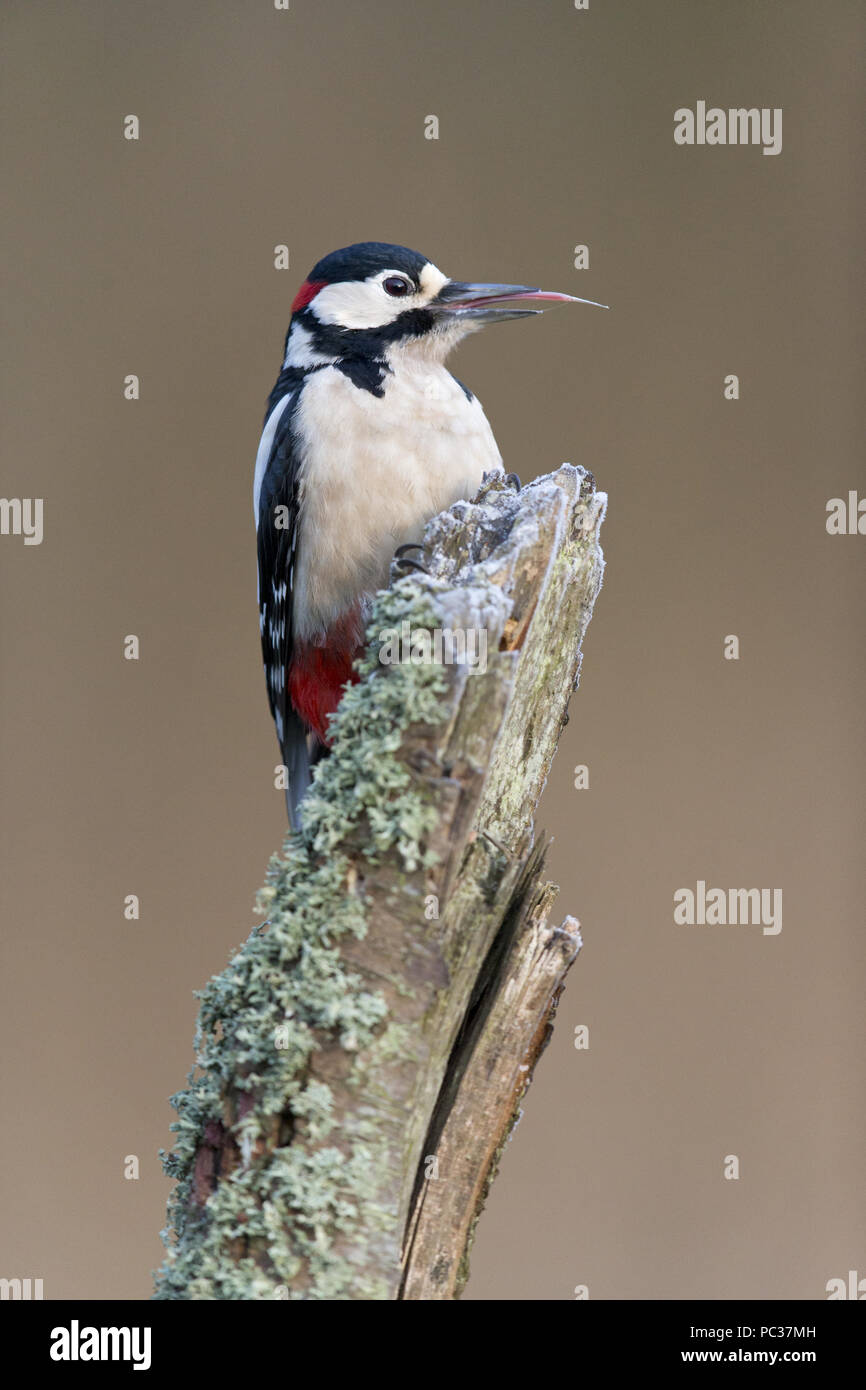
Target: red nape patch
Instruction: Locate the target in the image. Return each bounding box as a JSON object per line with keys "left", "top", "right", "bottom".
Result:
{"left": 290, "top": 279, "right": 327, "bottom": 314}
{"left": 288, "top": 609, "right": 365, "bottom": 745}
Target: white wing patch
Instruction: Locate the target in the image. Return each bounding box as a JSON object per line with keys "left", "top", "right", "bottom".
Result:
{"left": 253, "top": 389, "right": 296, "bottom": 527}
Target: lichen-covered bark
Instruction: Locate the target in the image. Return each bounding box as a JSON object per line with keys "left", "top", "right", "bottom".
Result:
{"left": 154, "top": 465, "right": 606, "bottom": 1301}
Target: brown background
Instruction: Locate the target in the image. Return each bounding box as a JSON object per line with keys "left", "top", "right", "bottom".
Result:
{"left": 1, "top": 0, "right": 863, "bottom": 1300}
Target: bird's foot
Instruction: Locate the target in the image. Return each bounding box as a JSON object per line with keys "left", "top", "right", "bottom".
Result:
{"left": 504, "top": 472, "right": 522, "bottom": 492}
{"left": 392, "top": 541, "right": 429, "bottom": 576}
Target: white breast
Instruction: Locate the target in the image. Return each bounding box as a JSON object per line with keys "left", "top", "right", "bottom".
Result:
{"left": 292, "top": 361, "right": 502, "bottom": 641}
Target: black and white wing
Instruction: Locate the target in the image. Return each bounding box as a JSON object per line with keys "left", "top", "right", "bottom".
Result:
{"left": 254, "top": 389, "right": 314, "bottom": 828}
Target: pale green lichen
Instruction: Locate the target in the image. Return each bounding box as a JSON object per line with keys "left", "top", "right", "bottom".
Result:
{"left": 154, "top": 582, "right": 450, "bottom": 1300}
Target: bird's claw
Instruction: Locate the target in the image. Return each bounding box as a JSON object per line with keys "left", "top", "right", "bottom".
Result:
{"left": 504, "top": 472, "right": 522, "bottom": 492}
{"left": 393, "top": 541, "right": 429, "bottom": 576}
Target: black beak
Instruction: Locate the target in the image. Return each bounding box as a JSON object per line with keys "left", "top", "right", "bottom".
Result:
{"left": 433, "top": 280, "right": 608, "bottom": 323}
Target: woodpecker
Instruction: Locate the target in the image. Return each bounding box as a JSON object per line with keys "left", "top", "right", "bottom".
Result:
{"left": 254, "top": 241, "right": 604, "bottom": 826}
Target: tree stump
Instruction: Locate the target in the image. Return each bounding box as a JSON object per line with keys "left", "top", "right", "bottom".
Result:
{"left": 154, "top": 463, "right": 606, "bottom": 1301}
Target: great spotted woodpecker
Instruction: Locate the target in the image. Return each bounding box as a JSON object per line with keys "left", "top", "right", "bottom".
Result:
{"left": 254, "top": 241, "right": 604, "bottom": 826}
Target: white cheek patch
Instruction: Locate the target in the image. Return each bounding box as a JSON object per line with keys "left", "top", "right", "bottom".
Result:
{"left": 310, "top": 261, "right": 450, "bottom": 330}
{"left": 310, "top": 280, "right": 397, "bottom": 329}
{"left": 283, "top": 323, "right": 336, "bottom": 368}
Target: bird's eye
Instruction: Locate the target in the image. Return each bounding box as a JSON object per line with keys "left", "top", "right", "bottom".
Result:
{"left": 383, "top": 275, "right": 412, "bottom": 297}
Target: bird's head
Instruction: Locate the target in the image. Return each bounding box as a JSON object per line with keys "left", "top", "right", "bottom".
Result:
{"left": 283, "top": 241, "right": 605, "bottom": 368}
